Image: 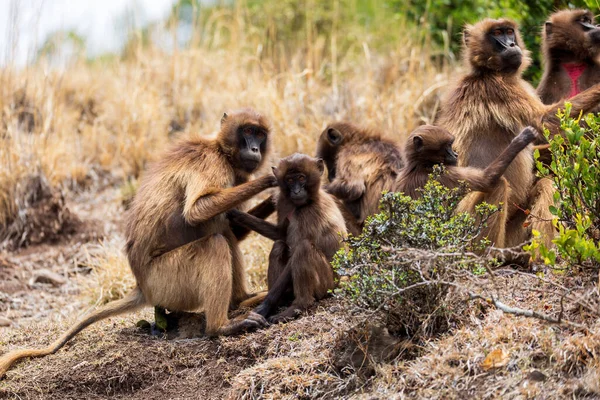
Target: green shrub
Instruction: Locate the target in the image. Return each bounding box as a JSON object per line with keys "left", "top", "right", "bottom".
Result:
{"left": 334, "top": 166, "right": 497, "bottom": 338}
{"left": 527, "top": 105, "right": 600, "bottom": 267}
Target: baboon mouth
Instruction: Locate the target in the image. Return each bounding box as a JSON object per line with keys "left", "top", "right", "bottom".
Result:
{"left": 241, "top": 159, "right": 260, "bottom": 171}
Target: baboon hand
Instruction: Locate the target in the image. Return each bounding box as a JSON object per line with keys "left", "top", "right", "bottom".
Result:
{"left": 260, "top": 174, "right": 278, "bottom": 188}
{"left": 515, "top": 126, "right": 538, "bottom": 144}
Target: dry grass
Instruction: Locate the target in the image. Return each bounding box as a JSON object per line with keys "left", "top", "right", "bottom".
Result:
{"left": 78, "top": 236, "right": 135, "bottom": 306}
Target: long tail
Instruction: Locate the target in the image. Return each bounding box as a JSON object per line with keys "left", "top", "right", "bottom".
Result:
{"left": 239, "top": 291, "right": 268, "bottom": 308}
{"left": 0, "top": 287, "right": 146, "bottom": 377}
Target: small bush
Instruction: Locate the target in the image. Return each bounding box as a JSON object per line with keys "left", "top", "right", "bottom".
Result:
{"left": 334, "top": 166, "right": 497, "bottom": 339}
{"left": 527, "top": 105, "right": 600, "bottom": 267}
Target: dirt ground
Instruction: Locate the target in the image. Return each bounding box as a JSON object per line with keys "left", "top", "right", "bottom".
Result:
{"left": 1, "top": 185, "right": 600, "bottom": 399}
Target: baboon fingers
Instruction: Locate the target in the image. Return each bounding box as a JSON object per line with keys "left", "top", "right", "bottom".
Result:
{"left": 246, "top": 311, "right": 269, "bottom": 326}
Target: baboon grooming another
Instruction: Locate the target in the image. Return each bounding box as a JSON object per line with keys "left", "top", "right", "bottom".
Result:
{"left": 0, "top": 109, "right": 277, "bottom": 377}
{"left": 395, "top": 125, "right": 537, "bottom": 247}
{"left": 228, "top": 154, "right": 347, "bottom": 323}
{"left": 537, "top": 9, "right": 600, "bottom": 105}
{"left": 438, "top": 19, "right": 600, "bottom": 247}
{"left": 316, "top": 121, "right": 404, "bottom": 228}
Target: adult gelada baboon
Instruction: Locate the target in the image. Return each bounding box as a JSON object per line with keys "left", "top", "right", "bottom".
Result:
{"left": 228, "top": 154, "right": 347, "bottom": 323}
{"left": 316, "top": 121, "right": 404, "bottom": 228}
{"left": 395, "top": 125, "right": 537, "bottom": 247}
{"left": 0, "top": 108, "right": 277, "bottom": 377}
{"left": 438, "top": 18, "right": 600, "bottom": 248}
{"left": 537, "top": 9, "right": 600, "bottom": 106}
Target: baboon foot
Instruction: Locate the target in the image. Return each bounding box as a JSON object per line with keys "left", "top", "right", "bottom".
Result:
{"left": 218, "top": 312, "right": 268, "bottom": 336}
{"left": 268, "top": 306, "right": 301, "bottom": 324}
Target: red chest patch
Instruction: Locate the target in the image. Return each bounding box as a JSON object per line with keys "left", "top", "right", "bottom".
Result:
{"left": 562, "top": 63, "right": 587, "bottom": 97}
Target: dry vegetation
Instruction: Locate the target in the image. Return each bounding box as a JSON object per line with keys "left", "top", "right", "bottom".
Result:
{"left": 0, "top": 2, "right": 599, "bottom": 399}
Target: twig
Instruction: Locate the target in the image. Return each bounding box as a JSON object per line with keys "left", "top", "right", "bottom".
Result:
{"left": 468, "top": 292, "right": 587, "bottom": 330}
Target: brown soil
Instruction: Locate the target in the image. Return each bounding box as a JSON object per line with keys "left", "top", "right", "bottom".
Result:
{"left": 1, "top": 184, "right": 600, "bottom": 399}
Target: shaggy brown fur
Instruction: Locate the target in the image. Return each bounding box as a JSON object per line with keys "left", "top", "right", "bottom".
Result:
{"left": 395, "top": 125, "right": 537, "bottom": 247}
{"left": 0, "top": 109, "right": 277, "bottom": 377}
{"left": 537, "top": 9, "right": 600, "bottom": 106}
{"left": 228, "top": 154, "right": 347, "bottom": 323}
{"left": 316, "top": 121, "right": 403, "bottom": 228}
{"left": 438, "top": 18, "right": 600, "bottom": 248}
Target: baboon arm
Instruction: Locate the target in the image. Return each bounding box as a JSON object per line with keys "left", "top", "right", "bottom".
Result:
{"left": 255, "top": 264, "right": 292, "bottom": 318}
{"left": 228, "top": 209, "right": 282, "bottom": 241}
{"left": 184, "top": 175, "right": 274, "bottom": 225}
{"left": 325, "top": 179, "right": 365, "bottom": 201}
{"left": 230, "top": 196, "right": 276, "bottom": 240}
{"left": 542, "top": 83, "right": 600, "bottom": 133}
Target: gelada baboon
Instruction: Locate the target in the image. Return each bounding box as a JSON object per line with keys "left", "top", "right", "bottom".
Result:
{"left": 0, "top": 108, "right": 277, "bottom": 377}
{"left": 316, "top": 121, "right": 404, "bottom": 228}
{"left": 228, "top": 153, "right": 347, "bottom": 323}
{"left": 395, "top": 125, "right": 537, "bottom": 247}
{"left": 538, "top": 9, "right": 600, "bottom": 105}
{"left": 438, "top": 19, "right": 600, "bottom": 247}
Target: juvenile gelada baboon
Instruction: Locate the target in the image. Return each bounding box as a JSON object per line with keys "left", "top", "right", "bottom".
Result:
{"left": 438, "top": 18, "right": 600, "bottom": 247}
{"left": 316, "top": 121, "right": 404, "bottom": 228}
{"left": 228, "top": 153, "right": 347, "bottom": 323}
{"left": 537, "top": 9, "right": 600, "bottom": 105}
{"left": 395, "top": 125, "right": 537, "bottom": 247}
{"left": 0, "top": 108, "right": 277, "bottom": 377}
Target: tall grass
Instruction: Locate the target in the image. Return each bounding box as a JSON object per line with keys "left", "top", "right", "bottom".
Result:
{"left": 0, "top": 1, "right": 452, "bottom": 238}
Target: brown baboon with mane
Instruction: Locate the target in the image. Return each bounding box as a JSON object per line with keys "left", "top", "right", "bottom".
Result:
{"left": 0, "top": 108, "right": 277, "bottom": 377}
{"left": 438, "top": 18, "right": 600, "bottom": 247}
{"left": 228, "top": 153, "right": 347, "bottom": 323}
{"left": 537, "top": 9, "right": 600, "bottom": 106}
{"left": 395, "top": 125, "right": 537, "bottom": 247}
{"left": 316, "top": 121, "right": 404, "bottom": 228}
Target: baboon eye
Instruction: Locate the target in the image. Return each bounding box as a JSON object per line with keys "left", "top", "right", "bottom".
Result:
{"left": 255, "top": 131, "right": 265, "bottom": 140}
{"left": 298, "top": 176, "right": 305, "bottom": 183}
{"left": 287, "top": 178, "right": 294, "bottom": 184}
{"left": 506, "top": 28, "right": 514, "bottom": 35}
{"left": 493, "top": 29, "right": 503, "bottom": 36}
{"left": 243, "top": 128, "right": 252, "bottom": 136}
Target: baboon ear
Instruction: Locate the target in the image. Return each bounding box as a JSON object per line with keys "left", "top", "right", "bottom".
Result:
{"left": 221, "top": 112, "right": 228, "bottom": 125}
{"left": 545, "top": 22, "right": 553, "bottom": 36}
{"left": 463, "top": 30, "right": 470, "bottom": 45}
{"left": 316, "top": 158, "right": 325, "bottom": 175}
{"left": 327, "top": 128, "right": 342, "bottom": 145}
{"left": 413, "top": 135, "right": 424, "bottom": 151}
{"left": 271, "top": 166, "right": 279, "bottom": 176}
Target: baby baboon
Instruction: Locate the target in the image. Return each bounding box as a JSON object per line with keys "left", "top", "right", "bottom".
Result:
{"left": 0, "top": 109, "right": 276, "bottom": 377}
{"left": 438, "top": 18, "right": 600, "bottom": 247}
{"left": 395, "top": 125, "right": 537, "bottom": 247}
{"left": 228, "top": 154, "right": 347, "bottom": 323}
{"left": 316, "top": 121, "right": 404, "bottom": 227}
{"left": 537, "top": 9, "right": 600, "bottom": 105}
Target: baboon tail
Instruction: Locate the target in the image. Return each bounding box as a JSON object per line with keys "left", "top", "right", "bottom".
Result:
{"left": 0, "top": 287, "right": 146, "bottom": 378}
{"left": 239, "top": 291, "right": 268, "bottom": 308}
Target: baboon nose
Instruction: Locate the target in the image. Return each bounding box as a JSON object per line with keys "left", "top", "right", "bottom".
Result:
{"left": 251, "top": 146, "right": 259, "bottom": 153}
{"left": 509, "top": 42, "right": 515, "bottom": 47}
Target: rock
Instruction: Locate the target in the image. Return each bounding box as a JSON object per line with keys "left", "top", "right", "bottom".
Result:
{"left": 527, "top": 369, "right": 547, "bottom": 382}
{"left": 0, "top": 317, "right": 12, "bottom": 327}
{"left": 29, "top": 269, "right": 67, "bottom": 286}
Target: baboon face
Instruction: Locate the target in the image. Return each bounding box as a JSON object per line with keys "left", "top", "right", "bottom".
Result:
{"left": 274, "top": 154, "right": 324, "bottom": 206}
{"left": 237, "top": 124, "right": 268, "bottom": 173}
{"left": 487, "top": 24, "right": 522, "bottom": 72}
{"left": 545, "top": 10, "right": 600, "bottom": 57}
{"left": 464, "top": 19, "right": 529, "bottom": 74}
{"left": 408, "top": 126, "right": 458, "bottom": 167}
{"left": 219, "top": 109, "right": 270, "bottom": 174}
